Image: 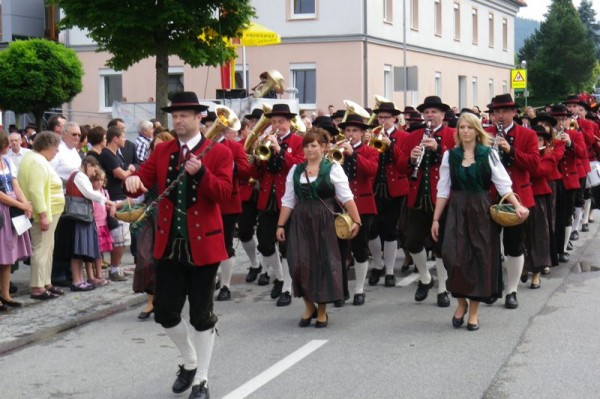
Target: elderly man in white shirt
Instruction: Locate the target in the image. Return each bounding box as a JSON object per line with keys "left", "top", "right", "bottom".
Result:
{"left": 50, "top": 121, "right": 83, "bottom": 183}
{"left": 7, "top": 132, "right": 31, "bottom": 176}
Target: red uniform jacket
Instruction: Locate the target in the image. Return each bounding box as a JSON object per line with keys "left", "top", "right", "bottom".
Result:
{"left": 548, "top": 140, "right": 565, "bottom": 182}
{"left": 239, "top": 135, "right": 257, "bottom": 203}
{"left": 397, "top": 125, "right": 456, "bottom": 208}
{"left": 250, "top": 132, "right": 304, "bottom": 211}
{"left": 531, "top": 150, "right": 556, "bottom": 196}
{"left": 485, "top": 124, "right": 539, "bottom": 208}
{"left": 385, "top": 128, "right": 410, "bottom": 197}
{"left": 220, "top": 139, "right": 252, "bottom": 215}
{"left": 577, "top": 117, "right": 600, "bottom": 164}
{"left": 341, "top": 143, "right": 379, "bottom": 215}
{"left": 129, "top": 137, "right": 233, "bottom": 266}
{"left": 559, "top": 130, "right": 585, "bottom": 189}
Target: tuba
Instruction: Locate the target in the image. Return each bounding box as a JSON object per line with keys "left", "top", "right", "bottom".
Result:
{"left": 341, "top": 99, "right": 371, "bottom": 123}
{"left": 366, "top": 95, "right": 390, "bottom": 126}
{"left": 291, "top": 114, "right": 307, "bottom": 134}
{"left": 244, "top": 104, "right": 273, "bottom": 161}
{"left": 368, "top": 125, "right": 388, "bottom": 153}
{"left": 252, "top": 70, "right": 285, "bottom": 98}
{"left": 205, "top": 105, "right": 241, "bottom": 141}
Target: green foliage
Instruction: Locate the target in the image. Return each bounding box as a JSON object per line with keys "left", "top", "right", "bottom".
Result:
{"left": 578, "top": 0, "right": 600, "bottom": 59}
{"left": 517, "top": 0, "right": 596, "bottom": 102}
{"left": 0, "top": 39, "right": 83, "bottom": 121}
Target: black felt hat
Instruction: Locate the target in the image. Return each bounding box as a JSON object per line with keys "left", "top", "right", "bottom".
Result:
{"left": 161, "top": 91, "right": 209, "bottom": 113}
{"left": 373, "top": 102, "right": 402, "bottom": 116}
{"left": 416, "top": 96, "right": 450, "bottom": 113}
{"left": 264, "top": 103, "right": 297, "bottom": 119}
{"left": 338, "top": 114, "right": 370, "bottom": 131}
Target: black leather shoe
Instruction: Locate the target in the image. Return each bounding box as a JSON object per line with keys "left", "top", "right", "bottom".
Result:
{"left": 298, "top": 317, "right": 312, "bottom": 327}
{"left": 9, "top": 282, "right": 18, "bottom": 294}
{"left": 172, "top": 365, "right": 197, "bottom": 394}
{"left": 484, "top": 296, "right": 498, "bottom": 305}
{"left": 414, "top": 278, "right": 435, "bottom": 302}
{"left": 353, "top": 293, "right": 365, "bottom": 306}
{"left": 559, "top": 253, "right": 569, "bottom": 263}
{"left": 0, "top": 298, "right": 22, "bottom": 308}
{"left": 452, "top": 311, "right": 466, "bottom": 328}
{"left": 570, "top": 230, "right": 579, "bottom": 241}
{"left": 216, "top": 286, "right": 231, "bottom": 301}
{"left": 188, "top": 381, "right": 209, "bottom": 399}
{"left": 368, "top": 267, "right": 384, "bottom": 286}
{"left": 333, "top": 299, "right": 345, "bottom": 308}
{"left": 567, "top": 241, "right": 573, "bottom": 251}
{"left": 384, "top": 274, "right": 397, "bottom": 287}
{"left": 437, "top": 292, "right": 450, "bottom": 308}
{"left": 315, "top": 314, "right": 328, "bottom": 328}
{"left": 257, "top": 272, "right": 270, "bottom": 286}
{"left": 137, "top": 309, "right": 153, "bottom": 320}
{"left": 270, "top": 279, "right": 283, "bottom": 299}
{"left": 520, "top": 273, "right": 528, "bottom": 283}
{"left": 581, "top": 223, "right": 589, "bottom": 232}
{"left": 245, "top": 265, "right": 262, "bottom": 283}
{"left": 276, "top": 291, "right": 292, "bottom": 306}
{"left": 467, "top": 322, "right": 480, "bottom": 331}
{"left": 505, "top": 292, "right": 518, "bottom": 309}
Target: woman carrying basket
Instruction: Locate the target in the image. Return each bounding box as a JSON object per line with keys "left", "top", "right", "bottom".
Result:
{"left": 431, "top": 113, "right": 528, "bottom": 331}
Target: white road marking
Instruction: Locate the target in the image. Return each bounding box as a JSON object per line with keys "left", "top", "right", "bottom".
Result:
{"left": 222, "top": 339, "right": 328, "bottom": 399}
{"left": 396, "top": 263, "right": 435, "bottom": 287}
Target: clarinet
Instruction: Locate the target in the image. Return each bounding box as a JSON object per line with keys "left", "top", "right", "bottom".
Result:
{"left": 490, "top": 122, "right": 504, "bottom": 164}
{"left": 409, "top": 121, "right": 432, "bottom": 181}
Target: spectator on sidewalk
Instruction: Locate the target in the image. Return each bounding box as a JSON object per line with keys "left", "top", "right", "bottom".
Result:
{"left": 7, "top": 132, "right": 31, "bottom": 176}
{"left": 135, "top": 120, "right": 153, "bottom": 164}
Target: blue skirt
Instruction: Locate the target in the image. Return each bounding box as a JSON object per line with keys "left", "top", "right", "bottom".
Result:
{"left": 55, "top": 217, "right": 99, "bottom": 262}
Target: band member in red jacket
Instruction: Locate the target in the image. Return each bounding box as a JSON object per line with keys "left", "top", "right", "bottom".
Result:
{"left": 250, "top": 103, "right": 304, "bottom": 306}
{"left": 366, "top": 102, "right": 409, "bottom": 289}
{"left": 124, "top": 91, "right": 233, "bottom": 398}
{"left": 398, "top": 96, "right": 456, "bottom": 307}
{"left": 484, "top": 94, "right": 540, "bottom": 309}
{"left": 335, "top": 114, "right": 379, "bottom": 305}
{"left": 213, "top": 126, "right": 252, "bottom": 301}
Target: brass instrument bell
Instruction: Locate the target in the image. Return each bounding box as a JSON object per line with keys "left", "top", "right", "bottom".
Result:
{"left": 253, "top": 70, "right": 285, "bottom": 98}
{"left": 205, "top": 105, "right": 241, "bottom": 141}
{"left": 366, "top": 95, "right": 390, "bottom": 126}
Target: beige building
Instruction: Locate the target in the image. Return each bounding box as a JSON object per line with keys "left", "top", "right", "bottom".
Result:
{"left": 61, "top": 0, "right": 526, "bottom": 126}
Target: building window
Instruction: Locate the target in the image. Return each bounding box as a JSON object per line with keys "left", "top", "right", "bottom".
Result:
{"left": 384, "top": 0, "right": 393, "bottom": 23}
{"left": 488, "top": 12, "right": 494, "bottom": 48}
{"left": 99, "top": 69, "right": 122, "bottom": 112}
{"left": 502, "top": 80, "right": 508, "bottom": 94}
{"left": 454, "top": 3, "right": 460, "bottom": 41}
{"left": 472, "top": 8, "right": 478, "bottom": 45}
{"left": 488, "top": 79, "right": 494, "bottom": 101}
{"left": 472, "top": 77, "right": 478, "bottom": 108}
{"left": 291, "top": 64, "right": 316, "bottom": 107}
{"left": 290, "top": 0, "right": 316, "bottom": 19}
{"left": 234, "top": 65, "right": 249, "bottom": 92}
{"left": 168, "top": 66, "right": 184, "bottom": 99}
{"left": 435, "top": 72, "right": 442, "bottom": 97}
{"left": 384, "top": 65, "right": 393, "bottom": 100}
{"left": 502, "top": 18, "right": 508, "bottom": 51}
{"left": 411, "top": 0, "right": 419, "bottom": 30}
{"left": 434, "top": 0, "right": 442, "bottom": 37}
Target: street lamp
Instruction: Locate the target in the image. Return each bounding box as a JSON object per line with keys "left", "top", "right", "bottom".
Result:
{"left": 520, "top": 60, "right": 528, "bottom": 107}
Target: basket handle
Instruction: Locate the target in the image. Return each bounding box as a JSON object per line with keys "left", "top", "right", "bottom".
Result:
{"left": 498, "top": 192, "right": 519, "bottom": 205}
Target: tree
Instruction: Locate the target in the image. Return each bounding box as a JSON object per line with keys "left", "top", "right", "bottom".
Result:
{"left": 0, "top": 39, "right": 83, "bottom": 130}
{"left": 578, "top": 0, "right": 600, "bottom": 59}
{"left": 49, "top": 0, "right": 256, "bottom": 125}
{"left": 518, "top": 0, "right": 596, "bottom": 102}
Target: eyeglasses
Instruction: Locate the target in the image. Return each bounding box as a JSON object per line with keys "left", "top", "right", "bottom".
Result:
{"left": 377, "top": 115, "right": 393, "bottom": 119}
{"left": 71, "top": 133, "right": 81, "bottom": 137}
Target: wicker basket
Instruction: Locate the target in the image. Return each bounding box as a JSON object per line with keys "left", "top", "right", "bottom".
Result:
{"left": 334, "top": 213, "right": 354, "bottom": 239}
{"left": 489, "top": 193, "right": 526, "bottom": 227}
{"left": 114, "top": 203, "right": 146, "bottom": 223}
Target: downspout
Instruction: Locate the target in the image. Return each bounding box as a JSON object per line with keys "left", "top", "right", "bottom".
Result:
{"left": 363, "top": 0, "right": 368, "bottom": 106}
{"left": 65, "top": 27, "right": 73, "bottom": 121}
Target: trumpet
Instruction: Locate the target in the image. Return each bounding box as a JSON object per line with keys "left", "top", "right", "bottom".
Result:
{"left": 326, "top": 140, "right": 348, "bottom": 164}
{"left": 409, "top": 121, "right": 432, "bottom": 181}
{"left": 253, "top": 129, "right": 279, "bottom": 161}
{"left": 569, "top": 117, "right": 579, "bottom": 130}
{"left": 368, "top": 125, "right": 388, "bottom": 153}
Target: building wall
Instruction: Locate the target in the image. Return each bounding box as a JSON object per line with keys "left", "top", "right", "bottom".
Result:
{"left": 1, "top": 0, "right": 45, "bottom": 42}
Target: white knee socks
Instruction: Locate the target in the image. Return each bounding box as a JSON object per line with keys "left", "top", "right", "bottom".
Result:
{"left": 564, "top": 226, "right": 572, "bottom": 252}
{"left": 191, "top": 328, "right": 216, "bottom": 385}
{"left": 354, "top": 261, "right": 369, "bottom": 294}
{"left": 220, "top": 258, "right": 234, "bottom": 288}
{"left": 573, "top": 207, "right": 583, "bottom": 233}
{"left": 383, "top": 241, "right": 397, "bottom": 276}
{"left": 281, "top": 258, "right": 292, "bottom": 293}
{"left": 504, "top": 255, "right": 524, "bottom": 294}
{"left": 164, "top": 319, "right": 197, "bottom": 370}
{"left": 412, "top": 249, "right": 431, "bottom": 284}
{"left": 368, "top": 238, "right": 383, "bottom": 270}
{"left": 241, "top": 238, "right": 259, "bottom": 268}
{"left": 582, "top": 199, "right": 592, "bottom": 229}
{"left": 264, "top": 247, "right": 283, "bottom": 280}
{"left": 435, "top": 258, "right": 448, "bottom": 293}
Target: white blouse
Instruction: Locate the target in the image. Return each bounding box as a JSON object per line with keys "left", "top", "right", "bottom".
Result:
{"left": 281, "top": 163, "right": 354, "bottom": 209}
{"left": 436, "top": 149, "right": 513, "bottom": 199}
{"left": 73, "top": 171, "right": 106, "bottom": 204}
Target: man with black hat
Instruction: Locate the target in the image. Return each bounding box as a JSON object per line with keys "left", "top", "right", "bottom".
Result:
{"left": 243, "top": 108, "right": 264, "bottom": 130}
{"left": 398, "top": 96, "right": 456, "bottom": 307}
{"left": 250, "top": 103, "right": 304, "bottom": 306}
{"left": 484, "top": 93, "right": 538, "bottom": 309}
{"left": 366, "top": 102, "right": 410, "bottom": 289}
{"left": 124, "top": 91, "right": 234, "bottom": 399}
{"left": 336, "top": 114, "right": 379, "bottom": 305}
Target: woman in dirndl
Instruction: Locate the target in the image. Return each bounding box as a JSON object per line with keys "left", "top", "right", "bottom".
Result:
{"left": 276, "top": 128, "right": 361, "bottom": 328}
{"left": 0, "top": 131, "right": 32, "bottom": 309}
{"left": 431, "top": 113, "right": 528, "bottom": 331}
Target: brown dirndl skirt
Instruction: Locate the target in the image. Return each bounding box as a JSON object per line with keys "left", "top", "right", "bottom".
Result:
{"left": 524, "top": 194, "right": 551, "bottom": 273}
{"left": 286, "top": 197, "right": 344, "bottom": 304}
{"left": 133, "top": 213, "right": 156, "bottom": 294}
{"left": 442, "top": 191, "right": 503, "bottom": 301}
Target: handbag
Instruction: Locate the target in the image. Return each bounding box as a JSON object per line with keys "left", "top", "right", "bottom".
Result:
{"left": 62, "top": 172, "right": 93, "bottom": 223}
{"left": 107, "top": 215, "right": 120, "bottom": 230}
{"left": 490, "top": 193, "right": 527, "bottom": 227}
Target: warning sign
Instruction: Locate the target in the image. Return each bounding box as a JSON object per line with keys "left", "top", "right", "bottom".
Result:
{"left": 511, "top": 69, "right": 527, "bottom": 89}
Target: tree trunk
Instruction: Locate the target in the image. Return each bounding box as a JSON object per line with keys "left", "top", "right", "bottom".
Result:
{"left": 33, "top": 109, "right": 43, "bottom": 133}
{"left": 155, "top": 39, "right": 169, "bottom": 127}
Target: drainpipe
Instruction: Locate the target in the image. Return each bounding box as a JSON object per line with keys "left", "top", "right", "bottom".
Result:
{"left": 363, "top": 0, "right": 368, "bottom": 106}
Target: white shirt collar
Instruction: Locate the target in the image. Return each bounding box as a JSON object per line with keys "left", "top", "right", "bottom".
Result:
{"left": 179, "top": 133, "right": 202, "bottom": 150}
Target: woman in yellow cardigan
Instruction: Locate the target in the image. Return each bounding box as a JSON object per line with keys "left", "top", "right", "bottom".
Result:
{"left": 18, "top": 132, "right": 65, "bottom": 300}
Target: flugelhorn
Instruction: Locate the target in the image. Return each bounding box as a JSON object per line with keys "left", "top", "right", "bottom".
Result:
{"left": 253, "top": 70, "right": 285, "bottom": 98}
{"left": 409, "top": 121, "right": 432, "bottom": 181}
{"left": 368, "top": 125, "right": 388, "bottom": 153}
{"left": 254, "top": 129, "right": 279, "bottom": 161}
{"left": 205, "top": 105, "right": 241, "bottom": 141}
{"left": 569, "top": 116, "right": 579, "bottom": 130}
{"left": 366, "top": 95, "right": 390, "bottom": 126}
{"left": 327, "top": 139, "right": 348, "bottom": 164}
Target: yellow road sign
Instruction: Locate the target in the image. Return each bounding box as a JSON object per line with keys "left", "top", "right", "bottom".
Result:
{"left": 511, "top": 69, "right": 527, "bottom": 89}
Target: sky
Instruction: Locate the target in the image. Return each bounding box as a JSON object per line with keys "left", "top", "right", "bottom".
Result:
{"left": 517, "top": 0, "right": 600, "bottom": 21}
